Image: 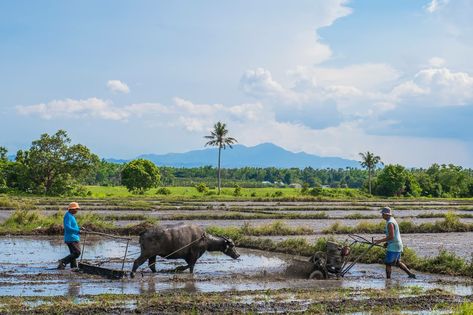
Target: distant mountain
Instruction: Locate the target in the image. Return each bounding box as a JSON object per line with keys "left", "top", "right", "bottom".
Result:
{"left": 109, "top": 143, "right": 360, "bottom": 169}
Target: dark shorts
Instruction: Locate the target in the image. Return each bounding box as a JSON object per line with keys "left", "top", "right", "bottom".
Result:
{"left": 384, "top": 251, "right": 401, "bottom": 265}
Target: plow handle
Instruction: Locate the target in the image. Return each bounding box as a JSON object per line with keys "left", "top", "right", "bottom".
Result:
{"left": 83, "top": 230, "right": 132, "bottom": 241}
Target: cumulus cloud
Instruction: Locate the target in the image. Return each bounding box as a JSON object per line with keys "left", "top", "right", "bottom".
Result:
{"left": 16, "top": 98, "right": 129, "bottom": 120}
{"left": 107, "top": 80, "right": 130, "bottom": 93}
{"left": 16, "top": 97, "right": 266, "bottom": 132}
{"left": 239, "top": 68, "right": 299, "bottom": 103}
{"left": 393, "top": 66, "right": 473, "bottom": 106}
{"left": 425, "top": 0, "right": 449, "bottom": 13}
{"left": 240, "top": 64, "right": 401, "bottom": 119}
{"left": 291, "top": 63, "right": 400, "bottom": 91}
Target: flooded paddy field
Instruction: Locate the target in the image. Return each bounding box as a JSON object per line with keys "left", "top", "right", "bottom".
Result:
{"left": 251, "top": 232, "right": 473, "bottom": 259}
{"left": 1, "top": 236, "right": 473, "bottom": 314}
{"left": 2, "top": 198, "right": 473, "bottom": 313}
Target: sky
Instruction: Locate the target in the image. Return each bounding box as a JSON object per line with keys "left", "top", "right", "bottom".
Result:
{"left": 1, "top": 0, "right": 473, "bottom": 167}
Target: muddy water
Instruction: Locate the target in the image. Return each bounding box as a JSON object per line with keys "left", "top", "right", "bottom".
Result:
{"left": 1, "top": 237, "right": 473, "bottom": 298}
{"left": 251, "top": 232, "right": 473, "bottom": 259}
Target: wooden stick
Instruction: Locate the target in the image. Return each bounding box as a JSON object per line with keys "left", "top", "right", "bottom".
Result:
{"left": 83, "top": 230, "right": 132, "bottom": 241}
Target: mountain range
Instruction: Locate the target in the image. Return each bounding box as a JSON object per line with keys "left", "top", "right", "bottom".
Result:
{"left": 108, "top": 143, "right": 360, "bottom": 169}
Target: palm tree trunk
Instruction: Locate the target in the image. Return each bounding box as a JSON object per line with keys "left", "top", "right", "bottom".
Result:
{"left": 217, "top": 145, "right": 222, "bottom": 194}
{"left": 368, "top": 168, "right": 372, "bottom": 195}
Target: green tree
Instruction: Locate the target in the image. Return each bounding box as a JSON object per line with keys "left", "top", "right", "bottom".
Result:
{"left": 0, "top": 147, "right": 7, "bottom": 189}
{"left": 375, "top": 164, "right": 420, "bottom": 197}
{"left": 359, "top": 151, "right": 382, "bottom": 194}
{"left": 121, "top": 159, "right": 160, "bottom": 193}
{"left": 204, "top": 121, "right": 237, "bottom": 194}
{"left": 0, "top": 146, "right": 7, "bottom": 162}
{"left": 19, "top": 130, "right": 99, "bottom": 195}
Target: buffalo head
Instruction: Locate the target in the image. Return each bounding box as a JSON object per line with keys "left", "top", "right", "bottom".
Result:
{"left": 222, "top": 237, "right": 240, "bottom": 259}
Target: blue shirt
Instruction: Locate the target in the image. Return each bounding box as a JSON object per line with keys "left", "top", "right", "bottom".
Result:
{"left": 64, "top": 211, "right": 80, "bottom": 242}
{"left": 385, "top": 217, "right": 403, "bottom": 252}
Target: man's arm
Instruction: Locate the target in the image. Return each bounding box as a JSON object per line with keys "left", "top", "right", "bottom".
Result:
{"left": 64, "top": 215, "right": 80, "bottom": 234}
{"left": 374, "top": 223, "right": 394, "bottom": 244}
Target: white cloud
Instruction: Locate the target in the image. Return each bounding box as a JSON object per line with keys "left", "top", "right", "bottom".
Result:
{"left": 107, "top": 80, "right": 130, "bottom": 93}
{"left": 16, "top": 97, "right": 266, "bottom": 132}
{"left": 393, "top": 66, "right": 473, "bottom": 106}
{"left": 425, "top": 0, "right": 449, "bottom": 13}
{"left": 291, "top": 63, "right": 400, "bottom": 91}
{"left": 239, "top": 68, "right": 299, "bottom": 103}
{"left": 16, "top": 98, "right": 129, "bottom": 120}
{"left": 240, "top": 64, "right": 401, "bottom": 118}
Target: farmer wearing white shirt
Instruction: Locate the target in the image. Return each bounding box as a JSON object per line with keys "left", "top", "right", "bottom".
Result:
{"left": 374, "top": 207, "right": 416, "bottom": 279}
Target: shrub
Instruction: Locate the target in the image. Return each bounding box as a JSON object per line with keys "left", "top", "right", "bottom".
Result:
{"left": 233, "top": 184, "right": 242, "bottom": 197}
{"left": 272, "top": 191, "right": 283, "bottom": 197}
{"left": 309, "top": 186, "right": 323, "bottom": 196}
{"left": 156, "top": 187, "right": 171, "bottom": 195}
{"left": 195, "top": 183, "right": 209, "bottom": 194}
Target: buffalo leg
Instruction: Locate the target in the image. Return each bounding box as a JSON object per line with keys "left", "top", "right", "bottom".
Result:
{"left": 131, "top": 254, "right": 149, "bottom": 278}
{"left": 174, "top": 265, "right": 190, "bottom": 272}
{"left": 148, "top": 256, "right": 157, "bottom": 273}
{"left": 186, "top": 255, "right": 199, "bottom": 274}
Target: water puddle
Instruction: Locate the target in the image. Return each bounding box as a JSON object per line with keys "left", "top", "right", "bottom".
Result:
{"left": 1, "top": 236, "right": 473, "bottom": 298}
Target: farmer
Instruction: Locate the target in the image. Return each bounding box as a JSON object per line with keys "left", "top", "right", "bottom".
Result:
{"left": 374, "top": 206, "right": 416, "bottom": 279}
{"left": 57, "top": 202, "right": 83, "bottom": 269}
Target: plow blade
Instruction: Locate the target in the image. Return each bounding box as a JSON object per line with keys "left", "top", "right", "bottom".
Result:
{"left": 78, "top": 262, "right": 128, "bottom": 279}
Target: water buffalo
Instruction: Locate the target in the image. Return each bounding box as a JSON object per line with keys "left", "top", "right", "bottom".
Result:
{"left": 130, "top": 223, "right": 240, "bottom": 277}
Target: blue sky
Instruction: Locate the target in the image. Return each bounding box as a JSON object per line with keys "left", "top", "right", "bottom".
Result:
{"left": 1, "top": 0, "right": 472, "bottom": 166}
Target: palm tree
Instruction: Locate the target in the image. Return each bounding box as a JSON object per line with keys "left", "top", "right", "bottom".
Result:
{"left": 359, "top": 151, "right": 382, "bottom": 194}
{"left": 204, "top": 122, "right": 237, "bottom": 194}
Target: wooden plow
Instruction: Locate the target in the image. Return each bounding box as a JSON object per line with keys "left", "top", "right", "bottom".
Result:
{"left": 78, "top": 231, "right": 131, "bottom": 279}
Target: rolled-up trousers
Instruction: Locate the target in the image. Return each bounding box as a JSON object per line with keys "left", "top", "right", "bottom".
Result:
{"left": 61, "top": 241, "right": 81, "bottom": 268}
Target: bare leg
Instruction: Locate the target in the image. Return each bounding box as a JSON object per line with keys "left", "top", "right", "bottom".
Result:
{"left": 385, "top": 264, "right": 392, "bottom": 279}
{"left": 398, "top": 261, "right": 416, "bottom": 278}
{"left": 148, "top": 256, "right": 157, "bottom": 273}
{"left": 131, "top": 254, "right": 149, "bottom": 278}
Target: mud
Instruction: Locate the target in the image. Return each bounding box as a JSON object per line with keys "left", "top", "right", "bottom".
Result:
{"left": 251, "top": 232, "right": 473, "bottom": 258}
{"left": 1, "top": 236, "right": 473, "bottom": 301}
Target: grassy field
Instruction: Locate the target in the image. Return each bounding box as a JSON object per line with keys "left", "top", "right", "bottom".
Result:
{"left": 84, "top": 185, "right": 370, "bottom": 200}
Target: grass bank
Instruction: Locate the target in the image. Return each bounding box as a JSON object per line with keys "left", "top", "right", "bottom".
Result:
{"left": 206, "top": 221, "right": 313, "bottom": 238}
{"left": 323, "top": 212, "right": 473, "bottom": 234}
{"left": 0, "top": 210, "right": 311, "bottom": 237}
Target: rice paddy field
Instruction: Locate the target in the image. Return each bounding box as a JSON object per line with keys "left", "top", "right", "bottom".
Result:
{"left": 2, "top": 189, "right": 473, "bottom": 314}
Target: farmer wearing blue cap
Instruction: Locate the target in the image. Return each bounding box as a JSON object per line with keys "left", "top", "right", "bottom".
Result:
{"left": 374, "top": 206, "right": 416, "bottom": 279}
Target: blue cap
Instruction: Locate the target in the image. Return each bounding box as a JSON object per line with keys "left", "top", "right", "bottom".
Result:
{"left": 380, "top": 207, "right": 392, "bottom": 215}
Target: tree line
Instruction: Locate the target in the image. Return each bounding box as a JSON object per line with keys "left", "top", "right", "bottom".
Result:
{"left": 1, "top": 129, "right": 473, "bottom": 197}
